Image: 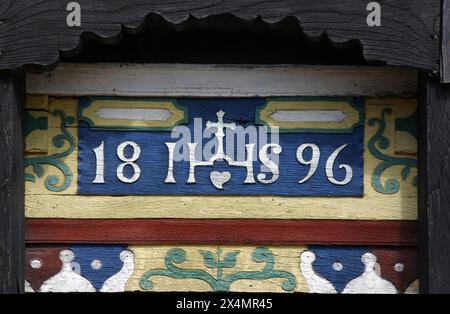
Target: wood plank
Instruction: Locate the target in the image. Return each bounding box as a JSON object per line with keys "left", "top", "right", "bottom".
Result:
{"left": 0, "top": 1, "right": 439, "bottom": 72}
{"left": 25, "top": 95, "right": 48, "bottom": 110}
{"left": 26, "top": 64, "right": 418, "bottom": 97}
{"left": 25, "top": 219, "right": 417, "bottom": 245}
{"left": 24, "top": 244, "right": 418, "bottom": 293}
{"left": 418, "top": 76, "right": 450, "bottom": 293}
{"left": 441, "top": 0, "right": 450, "bottom": 83}
{"left": 371, "top": 247, "right": 417, "bottom": 293}
{"left": 25, "top": 127, "right": 78, "bottom": 195}
{"left": 25, "top": 246, "right": 65, "bottom": 292}
{"left": 25, "top": 194, "right": 417, "bottom": 220}
{"left": 24, "top": 98, "right": 418, "bottom": 220}
{"left": 24, "top": 110, "right": 48, "bottom": 153}
{"left": 394, "top": 98, "right": 418, "bottom": 155}
{"left": 129, "top": 245, "right": 308, "bottom": 293}
{"left": 77, "top": 98, "right": 364, "bottom": 197}
{"left": 0, "top": 73, "right": 25, "bottom": 293}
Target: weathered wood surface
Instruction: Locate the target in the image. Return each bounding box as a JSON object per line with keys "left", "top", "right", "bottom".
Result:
{"left": 442, "top": 0, "right": 450, "bottom": 83}
{"left": 0, "top": 73, "right": 25, "bottom": 293}
{"left": 77, "top": 97, "right": 364, "bottom": 196}
{"left": 21, "top": 64, "right": 421, "bottom": 294}
{"left": 418, "top": 77, "right": 450, "bottom": 293}
{"left": 371, "top": 247, "right": 417, "bottom": 293}
{"left": 27, "top": 64, "right": 418, "bottom": 97}
{"left": 24, "top": 244, "right": 418, "bottom": 294}
{"left": 25, "top": 246, "right": 65, "bottom": 292}
{"left": 25, "top": 219, "right": 417, "bottom": 245}
{"left": 24, "top": 95, "right": 418, "bottom": 220}
{"left": 0, "top": 1, "right": 440, "bottom": 73}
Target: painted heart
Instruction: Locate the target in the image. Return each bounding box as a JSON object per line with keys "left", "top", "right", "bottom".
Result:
{"left": 210, "top": 171, "right": 231, "bottom": 190}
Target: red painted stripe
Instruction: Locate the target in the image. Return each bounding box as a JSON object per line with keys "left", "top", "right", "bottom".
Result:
{"left": 25, "top": 219, "right": 417, "bottom": 245}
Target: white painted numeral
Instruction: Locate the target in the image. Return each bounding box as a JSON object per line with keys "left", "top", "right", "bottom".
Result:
{"left": 116, "top": 141, "right": 141, "bottom": 183}
{"left": 92, "top": 141, "right": 105, "bottom": 183}
{"left": 326, "top": 144, "right": 353, "bottom": 185}
{"left": 296, "top": 144, "right": 320, "bottom": 184}
{"left": 92, "top": 141, "right": 352, "bottom": 186}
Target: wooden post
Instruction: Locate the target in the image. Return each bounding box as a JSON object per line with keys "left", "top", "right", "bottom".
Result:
{"left": 419, "top": 75, "right": 450, "bottom": 293}
{"left": 0, "top": 72, "right": 25, "bottom": 294}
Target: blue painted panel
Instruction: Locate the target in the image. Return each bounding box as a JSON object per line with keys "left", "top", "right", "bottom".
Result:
{"left": 309, "top": 246, "right": 366, "bottom": 293}
{"left": 78, "top": 98, "right": 363, "bottom": 196}
{"left": 70, "top": 245, "right": 126, "bottom": 290}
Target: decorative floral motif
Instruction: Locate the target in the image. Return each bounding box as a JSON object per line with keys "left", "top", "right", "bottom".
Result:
{"left": 139, "top": 247, "right": 297, "bottom": 292}
{"left": 25, "top": 110, "right": 76, "bottom": 192}
{"left": 368, "top": 108, "right": 417, "bottom": 194}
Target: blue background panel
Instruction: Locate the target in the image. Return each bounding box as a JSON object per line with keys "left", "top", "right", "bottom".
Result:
{"left": 78, "top": 98, "right": 363, "bottom": 196}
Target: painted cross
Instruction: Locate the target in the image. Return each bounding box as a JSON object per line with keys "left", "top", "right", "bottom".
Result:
{"left": 166, "top": 110, "right": 256, "bottom": 189}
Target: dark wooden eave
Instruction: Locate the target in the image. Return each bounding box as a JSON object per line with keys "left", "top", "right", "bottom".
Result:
{"left": 0, "top": 0, "right": 442, "bottom": 76}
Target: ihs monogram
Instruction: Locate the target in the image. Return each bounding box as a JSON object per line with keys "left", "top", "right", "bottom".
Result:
{"left": 87, "top": 109, "right": 354, "bottom": 189}
{"left": 164, "top": 110, "right": 280, "bottom": 189}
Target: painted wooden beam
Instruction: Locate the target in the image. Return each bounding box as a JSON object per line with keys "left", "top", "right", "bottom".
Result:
{"left": 24, "top": 244, "right": 418, "bottom": 293}
{"left": 25, "top": 219, "right": 417, "bottom": 246}
{"left": 27, "top": 64, "right": 418, "bottom": 97}
{"left": 442, "top": 0, "right": 450, "bottom": 83}
{"left": 0, "top": 1, "right": 440, "bottom": 73}
{"left": 0, "top": 73, "right": 25, "bottom": 294}
{"left": 419, "top": 75, "right": 450, "bottom": 293}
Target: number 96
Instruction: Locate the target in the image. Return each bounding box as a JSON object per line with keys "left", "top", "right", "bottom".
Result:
{"left": 296, "top": 144, "right": 353, "bottom": 185}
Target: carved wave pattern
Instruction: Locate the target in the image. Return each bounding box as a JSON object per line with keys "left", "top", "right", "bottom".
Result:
{"left": 0, "top": 0, "right": 438, "bottom": 71}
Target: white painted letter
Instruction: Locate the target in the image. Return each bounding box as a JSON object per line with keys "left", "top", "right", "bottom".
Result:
{"left": 165, "top": 142, "right": 177, "bottom": 183}
{"left": 257, "top": 144, "right": 282, "bottom": 184}
{"left": 366, "top": 2, "right": 381, "bottom": 27}
{"left": 66, "top": 2, "right": 81, "bottom": 27}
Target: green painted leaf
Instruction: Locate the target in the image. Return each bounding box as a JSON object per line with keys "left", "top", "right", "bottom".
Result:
{"left": 25, "top": 173, "right": 36, "bottom": 182}
{"left": 222, "top": 251, "right": 239, "bottom": 268}
{"left": 200, "top": 251, "right": 217, "bottom": 268}
{"left": 33, "top": 164, "right": 45, "bottom": 178}
{"left": 378, "top": 135, "right": 390, "bottom": 150}
{"left": 401, "top": 166, "right": 410, "bottom": 181}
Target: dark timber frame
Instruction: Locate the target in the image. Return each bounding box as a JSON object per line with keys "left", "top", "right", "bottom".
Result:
{"left": 0, "top": 73, "right": 25, "bottom": 294}
{"left": 418, "top": 76, "right": 450, "bottom": 293}
{"left": 1, "top": 0, "right": 450, "bottom": 293}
